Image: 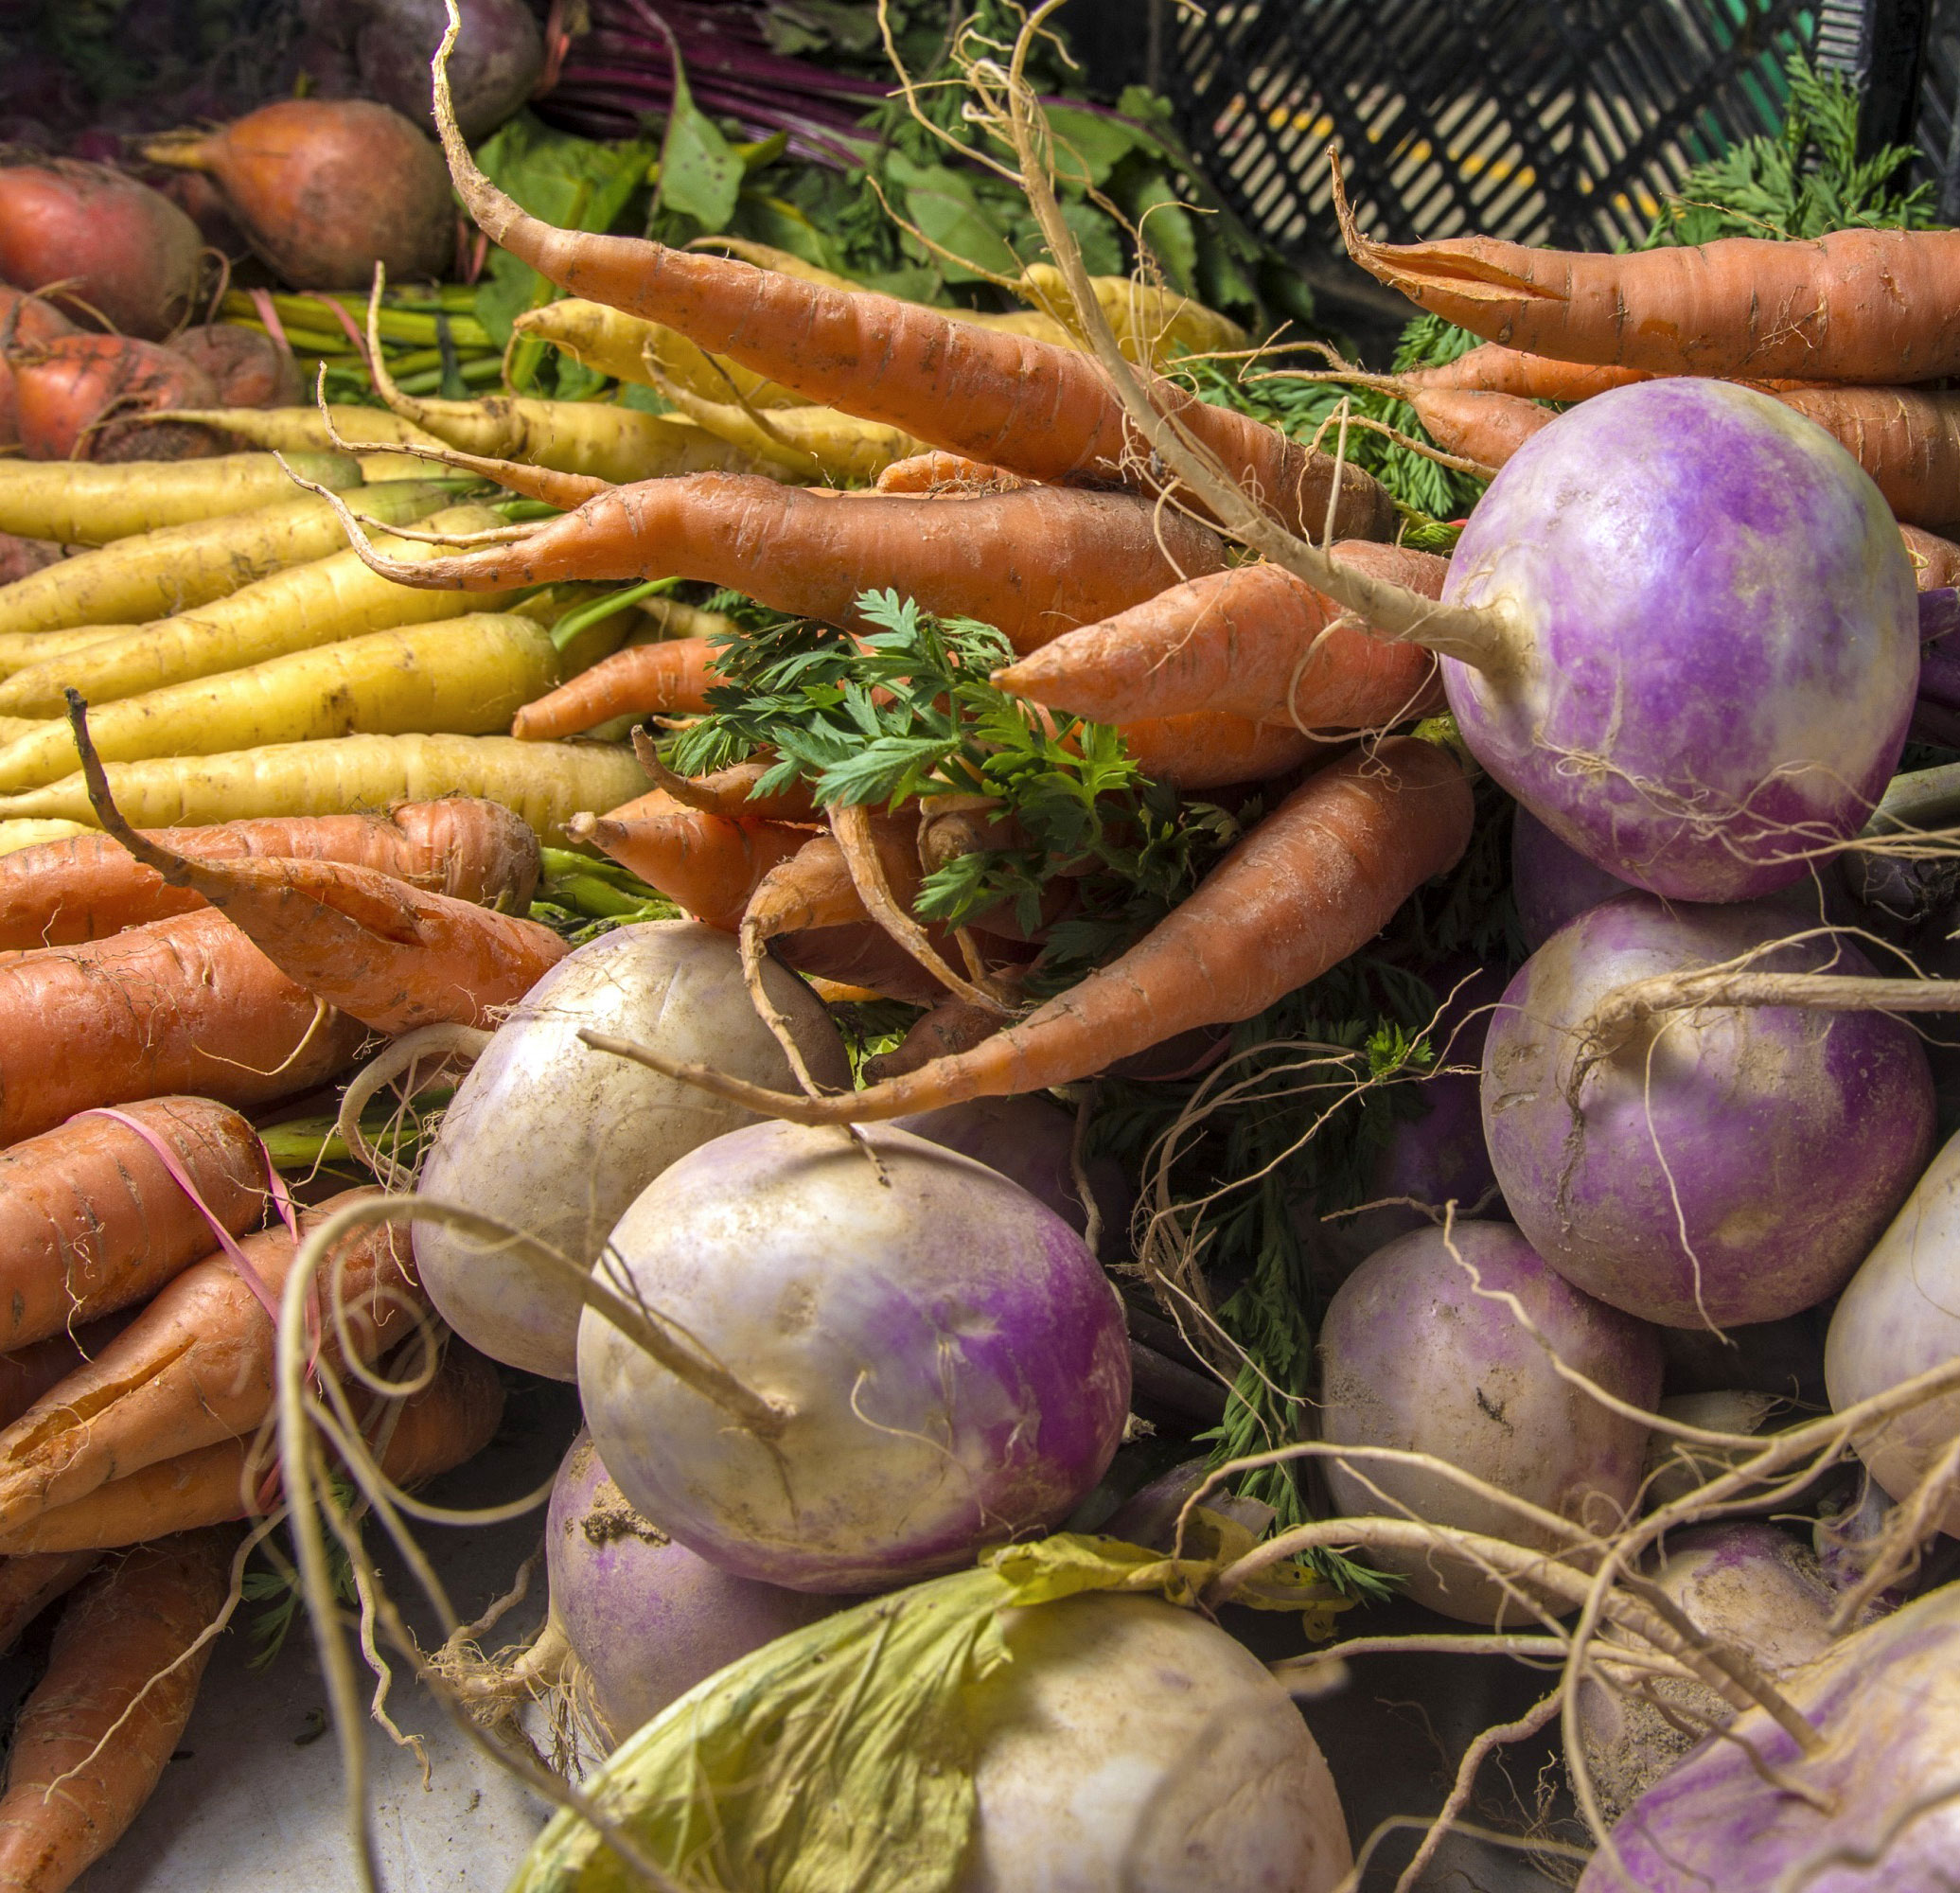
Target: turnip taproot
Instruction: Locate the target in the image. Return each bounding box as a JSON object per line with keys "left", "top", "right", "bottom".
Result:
{"left": 1827, "top": 1127, "right": 1960, "bottom": 1532}
{"left": 1484, "top": 894, "right": 1935, "bottom": 1328}
{"left": 1317, "top": 1221, "right": 1661, "bottom": 1622}
{"left": 0, "top": 163, "right": 203, "bottom": 340}
{"left": 577, "top": 1121, "right": 1131, "bottom": 1591}
{"left": 544, "top": 1430, "right": 840, "bottom": 1743}
{"left": 1580, "top": 1577, "right": 1960, "bottom": 1890}
{"left": 414, "top": 921, "right": 849, "bottom": 1378}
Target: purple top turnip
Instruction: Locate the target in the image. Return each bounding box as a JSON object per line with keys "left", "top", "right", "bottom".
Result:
{"left": 1574, "top": 1522, "right": 1854, "bottom": 1823}
{"left": 1317, "top": 1221, "right": 1662, "bottom": 1622}
{"left": 1442, "top": 380, "right": 1916, "bottom": 902}
{"left": 1513, "top": 805, "right": 1635, "bottom": 950}
{"left": 1484, "top": 894, "right": 1935, "bottom": 1328}
{"left": 576, "top": 1121, "right": 1131, "bottom": 1591}
{"left": 1580, "top": 1577, "right": 1960, "bottom": 1889}
{"left": 546, "top": 1431, "right": 840, "bottom": 1743}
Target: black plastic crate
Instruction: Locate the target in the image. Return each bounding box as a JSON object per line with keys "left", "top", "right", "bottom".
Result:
{"left": 1149, "top": 0, "right": 1815, "bottom": 260}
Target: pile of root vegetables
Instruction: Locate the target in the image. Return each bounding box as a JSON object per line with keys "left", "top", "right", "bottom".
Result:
{"left": 8, "top": 9, "right": 1960, "bottom": 1891}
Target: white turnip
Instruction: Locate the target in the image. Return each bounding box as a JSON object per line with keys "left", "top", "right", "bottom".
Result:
{"left": 414, "top": 921, "right": 849, "bottom": 1378}
{"left": 1574, "top": 1522, "right": 1858, "bottom": 1823}
{"left": 1317, "top": 1220, "right": 1662, "bottom": 1622}
{"left": 577, "top": 1120, "right": 1131, "bottom": 1591}
{"left": 1827, "top": 1126, "right": 1960, "bottom": 1533}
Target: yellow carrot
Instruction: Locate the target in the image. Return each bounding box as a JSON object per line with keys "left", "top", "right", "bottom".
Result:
{"left": 0, "top": 732, "right": 649, "bottom": 843}
{"left": 1016, "top": 263, "right": 1249, "bottom": 362}
{"left": 0, "top": 615, "right": 559, "bottom": 790}
{"left": 0, "top": 626, "right": 140, "bottom": 682}
{"left": 512, "top": 298, "right": 811, "bottom": 410}
{"left": 0, "top": 452, "right": 364, "bottom": 546}
{"left": 0, "top": 481, "right": 459, "bottom": 639}
{"left": 0, "top": 504, "right": 515, "bottom": 715}
{"left": 645, "top": 380, "right": 927, "bottom": 485}
{"left": 0, "top": 820, "right": 87, "bottom": 856}
{"left": 0, "top": 719, "right": 43, "bottom": 747}
{"left": 379, "top": 391, "right": 769, "bottom": 484}
{"left": 144, "top": 405, "right": 444, "bottom": 451}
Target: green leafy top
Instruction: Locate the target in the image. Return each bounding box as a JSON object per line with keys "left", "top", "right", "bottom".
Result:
{"left": 1644, "top": 54, "right": 1935, "bottom": 247}
{"left": 662, "top": 590, "right": 1243, "bottom": 981}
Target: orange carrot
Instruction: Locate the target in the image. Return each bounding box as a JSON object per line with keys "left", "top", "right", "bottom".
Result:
{"left": 874, "top": 453, "right": 1030, "bottom": 494}
{"left": 587, "top": 738, "right": 1474, "bottom": 1121}
{"left": 1117, "top": 713, "right": 1331, "bottom": 789}
{"left": 0, "top": 1551, "right": 98, "bottom": 1653}
{"left": 512, "top": 636, "right": 720, "bottom": 740}
{"left": 1406, "top": 387, "right": 1553, "bottom": 469}
{"left": 1404, "top": 344, "right": 1651, "bottom": 402}
{"left": 633, "top": 754, "right": 820, "bottom": 823}
{"left": 0, "top": 1344, "right": 503, "bottom": 1555}
{"left": 0, "top": 1097, "right": 272, "bottom": 1350}
{"left": 72, "top": 715, "right": 566, "bottom": 1036}
{"left": 738, "top": 830, "right": 956, "bottom": 1009}
{"left": 0, "top": 1324, "right": 126, "bottom": 1433}
{"left": 435, "top": 111, "right": 1394, "bottom": 542}
{"left": 567, "top": 790, "right": 812, "bottom": 931}
{"left": 0, "top": 797, "right": 540, "bottom": 951}
{"left": 861, "top": 1000, "right": 1002, "bottom": 1083}
{"left": 0, "top": 918, "right": 365, "bottom": 1148}
{"left": 0, "top": 1188, "right": 420, "bottom": 1530}
{"left": 1768, "top": 385, "right": 1960, "bottom": 534}
{"left": 329, "top": 473, "right": 1230, "bottom": 657}
{"left": 1334, "top": 168, "right": 1960, "bottom": 383}
{"left": 1902, "top": 523, "right": 1960, "bottom": 591}
{"left": 996, "top": 542, "right": 1448, "bottom": 730}
{"left": 0, "top": 1529, "right": 234, "bottom": 1893}
{"left": 773, "top": 922, "right": 971, "bottom": 1007}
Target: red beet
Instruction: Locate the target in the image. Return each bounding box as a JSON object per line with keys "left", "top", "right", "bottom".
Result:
{"left": 10, "top": 335, "right": 219, "bottom": 462}
{"left": 0, "top": 289, "right": 76, "bottom": 448}
{"left": 142, "top": 100, "right": 454, "bottom": 290}
{"left": 168, "top": 325, "right": 302, "bottom": 409}
{"left": 0, "top": 162, "right": 203, "bottom": 341}
{"left": 0, "top": 535, "right": 63, "bottom": 586}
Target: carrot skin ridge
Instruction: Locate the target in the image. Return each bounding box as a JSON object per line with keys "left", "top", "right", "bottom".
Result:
{"left": 1335, "top": 177, "right": 1960, "bottom": 384}
{"left": 0, "top": 1344, "right": 504, "bottom": 1554}
{"left": 0, "top": 1190, "right": 420, "bottom": 1529}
